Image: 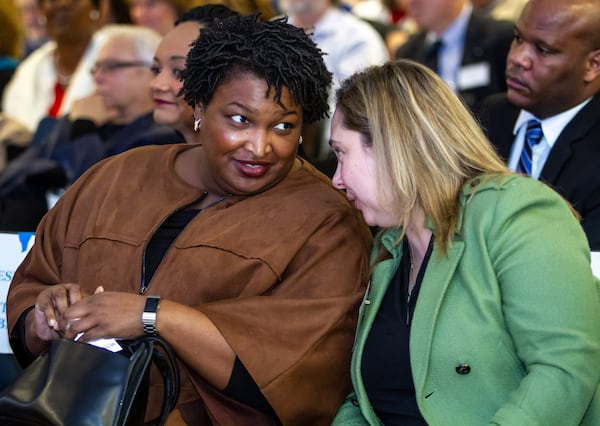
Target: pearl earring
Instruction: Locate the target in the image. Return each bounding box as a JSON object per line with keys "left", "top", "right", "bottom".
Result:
{"left": 299, "top": 136, "right": 303, "bottom": 145}
{"left": 89, "top": 9, "right": 100, "bottom": 21}
{"left": 194, "top": 117, "right": 201, "bottom": 132}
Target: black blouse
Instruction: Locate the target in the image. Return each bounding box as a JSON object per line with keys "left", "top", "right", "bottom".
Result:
{"left": 144, "top": 208, "right": 277, "bottom": 418}
{"left": 361, "top": 237, "right": 433, "bottom": 425}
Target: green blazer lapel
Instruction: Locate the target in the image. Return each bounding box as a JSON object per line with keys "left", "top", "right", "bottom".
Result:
{"left": 351, "top": 235, "right": 402, "bottom": 422}
{"left": 409, "top": 240, "right": 465, "bottom": 393}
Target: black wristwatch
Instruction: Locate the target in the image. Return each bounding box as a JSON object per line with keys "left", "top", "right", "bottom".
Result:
{"left": 142, "top": 296, "right": 161, "bottom": 336}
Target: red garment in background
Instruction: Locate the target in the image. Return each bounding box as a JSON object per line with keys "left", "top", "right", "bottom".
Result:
{"left": 391, "top": 9, "right": 407, "bottom": 25}
{"left": 47, "top": 82, "right": 65, "bottom": 117}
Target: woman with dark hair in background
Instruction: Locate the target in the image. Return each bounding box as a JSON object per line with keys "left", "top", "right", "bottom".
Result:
{"left": 150, "top": 4, "right": 240, "bottom": 143}
{"left": 2, "top": 0, "right": 113, "bottom": 132}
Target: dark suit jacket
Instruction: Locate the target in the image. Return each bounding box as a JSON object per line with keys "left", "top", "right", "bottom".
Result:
{"left": 480, "top": 93, "right": 600, "bottom": 250}
{"left": 395, "top": 11, "right": 513, "bottom": 116}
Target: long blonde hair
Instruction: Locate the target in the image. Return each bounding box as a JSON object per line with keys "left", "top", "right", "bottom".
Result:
{"left": 335, "top": 59, "right": 509, "bottom": 254}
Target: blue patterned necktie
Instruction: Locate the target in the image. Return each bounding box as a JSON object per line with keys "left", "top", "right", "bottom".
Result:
{"left": 517, "top": 119, "right": 543, "bottom": 176}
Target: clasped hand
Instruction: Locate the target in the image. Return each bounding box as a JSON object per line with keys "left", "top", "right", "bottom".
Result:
{"left": 33, "top": 284, "right": 147, "bottom": 343}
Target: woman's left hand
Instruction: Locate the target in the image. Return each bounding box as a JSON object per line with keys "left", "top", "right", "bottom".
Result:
{"left": 59, "top": 289, "right": 146, "bottom": 342}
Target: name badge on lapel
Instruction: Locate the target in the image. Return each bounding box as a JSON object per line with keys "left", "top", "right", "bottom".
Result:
{"left": 457, "top": 62, "right": 491, "bottom": 90}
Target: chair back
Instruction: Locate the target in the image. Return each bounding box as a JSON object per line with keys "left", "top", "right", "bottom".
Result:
{"left": 0, "top": 232, "right": 35, "bottom": 389}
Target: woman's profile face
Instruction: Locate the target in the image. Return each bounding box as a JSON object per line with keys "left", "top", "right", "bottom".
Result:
{"left": 330, "top": 108, "right": 396, "bottom": 227}
{"left": 195, "top": 74, "right": 302, "bottom": 196}
{"left": 150, "top": 21, "right": 200, "bottom": 140}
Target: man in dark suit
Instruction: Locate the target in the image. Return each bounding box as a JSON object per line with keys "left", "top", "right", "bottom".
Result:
{"left": 395, "top": 0, "right": 513, "bottom": 116}
{"left": 480, "top": 0, "right": 600, "bottom": 250}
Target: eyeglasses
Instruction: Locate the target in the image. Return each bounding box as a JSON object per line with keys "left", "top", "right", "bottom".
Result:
{"left": 90, "top": 60, "right": 151, "bottom": 75}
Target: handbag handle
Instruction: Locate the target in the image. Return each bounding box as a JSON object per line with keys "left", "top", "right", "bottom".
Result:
{"left": 130, "top": 336, "right": 181, "bottom": 426}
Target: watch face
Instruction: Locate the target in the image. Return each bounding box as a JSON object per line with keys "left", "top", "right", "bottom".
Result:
{"left": 144, "top": 296, "right": 160, "bottom": 312}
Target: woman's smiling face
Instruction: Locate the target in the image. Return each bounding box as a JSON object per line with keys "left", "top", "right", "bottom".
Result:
{"left": 150, "top": 21, "right": 201, "bottom": 140}
{"left": 195, "top": 73, "right": 303, "bottom": 196}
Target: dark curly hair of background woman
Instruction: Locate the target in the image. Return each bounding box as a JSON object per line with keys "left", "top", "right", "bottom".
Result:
{"left": 181, "top": 14, "right": 333, "bottom": 124}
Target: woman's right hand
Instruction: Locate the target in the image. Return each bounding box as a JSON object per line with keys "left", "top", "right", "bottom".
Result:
{"left": 29, "top": 283, "right": 86, "bottom": 343}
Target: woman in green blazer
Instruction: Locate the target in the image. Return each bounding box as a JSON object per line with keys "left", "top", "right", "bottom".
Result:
{"left": 328, "top": 60, "right": 600, "bottom": 425}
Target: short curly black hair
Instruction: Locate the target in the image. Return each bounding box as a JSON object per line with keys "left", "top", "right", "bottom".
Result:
{"left": 180, "top": 14, "right": 332, "bottom": 124}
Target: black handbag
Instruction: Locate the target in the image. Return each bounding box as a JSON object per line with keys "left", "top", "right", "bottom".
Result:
{"left": 0, "top": 335, "right": 180, "bottom": 426}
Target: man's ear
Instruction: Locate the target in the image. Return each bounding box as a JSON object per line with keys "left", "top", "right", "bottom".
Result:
{"left": 583, "top": 48, "right": 600, "bottom": 83}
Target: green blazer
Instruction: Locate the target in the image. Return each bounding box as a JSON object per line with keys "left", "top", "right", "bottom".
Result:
{"left": 333, "top": 175, "right": 600, "bottom": 425}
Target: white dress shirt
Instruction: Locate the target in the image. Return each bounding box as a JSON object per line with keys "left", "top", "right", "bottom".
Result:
{"left": 426, "top": 3, "right": 472, "bottom": 93}
{"left": 508, "top": 98, "right": 592, "bottom": 179}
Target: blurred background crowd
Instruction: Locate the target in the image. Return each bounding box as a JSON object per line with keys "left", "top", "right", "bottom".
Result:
{"left": 0, "top": 0, "right": 528, "bottom": 231}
